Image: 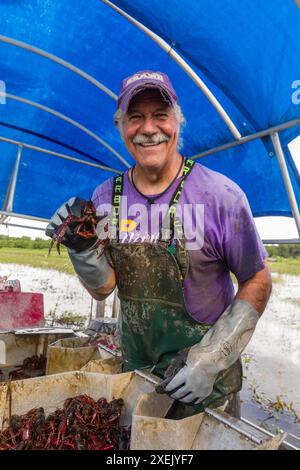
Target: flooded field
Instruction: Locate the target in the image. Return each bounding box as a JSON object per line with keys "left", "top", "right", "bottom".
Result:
{"left": 241, "top": 273, "right": 300, "bottom": 446}
{"left": 0, "top": 263, "right": 115, "bottom": 327}
{"left": 1, "top": 264, "right": 299, "bottom": 445}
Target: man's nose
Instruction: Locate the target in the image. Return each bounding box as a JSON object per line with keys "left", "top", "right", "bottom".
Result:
{"left": 140, "top": 117, "right": 157, "bottom": 134}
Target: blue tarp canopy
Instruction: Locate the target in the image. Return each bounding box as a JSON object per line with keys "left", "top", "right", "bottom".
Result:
{"left": 0, "top": 0, "right": 300, "bottom": 225}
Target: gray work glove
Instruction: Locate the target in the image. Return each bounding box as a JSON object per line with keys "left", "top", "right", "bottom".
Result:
{"left": 46, "top": 197, "right": 113, "bottom": 290}
{"left": 156, "top": 299, "right": 259, "bottom": 404}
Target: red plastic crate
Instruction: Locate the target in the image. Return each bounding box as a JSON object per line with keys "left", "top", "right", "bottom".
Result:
{"left": 0, "top": 292, "right": 44, "bottom": 330}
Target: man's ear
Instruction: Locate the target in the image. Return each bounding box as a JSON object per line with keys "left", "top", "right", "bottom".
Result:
{"left": 115, "top": 121, "right": 125, "bottom": 141}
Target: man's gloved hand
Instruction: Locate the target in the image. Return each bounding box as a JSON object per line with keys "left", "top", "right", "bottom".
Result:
{"left": 155, "top": 348, "right": 189, "bottom": 394}
{"left": 155, "top": 299, "right": 259, "bottom": 404}
{"left": 45, "top": 197, "right": 97, "bottom": 252}
{"left": 156, "top": 349, "right": 214, "bottom": 403}
{"left": 45, "top": 197, "right": 114, "bottom": 291}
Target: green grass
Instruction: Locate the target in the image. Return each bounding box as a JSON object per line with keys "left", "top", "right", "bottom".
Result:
{"left": 0, "top": 247, "right": 299, "bottom": 276}
{"left": 0, "top": 247, "right": 75, "bottom": 275}
{"left": 268, "top": 258, "right": 300, "bottom": 276}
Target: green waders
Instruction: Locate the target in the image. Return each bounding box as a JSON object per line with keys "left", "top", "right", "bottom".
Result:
{"left": 108, "top": 160, "right": 242, "bottom": 416}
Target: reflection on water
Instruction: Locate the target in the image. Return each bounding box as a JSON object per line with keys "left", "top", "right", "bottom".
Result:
{"left": 241, "top": 274, "right": 300, "bottom": 447}
{"left": 241, "top": 385, "right": 300, "bottom": 449}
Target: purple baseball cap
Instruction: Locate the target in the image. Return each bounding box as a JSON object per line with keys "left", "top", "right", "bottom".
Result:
{"left": 117, "top": 70, "right": 178, "bottom": 112}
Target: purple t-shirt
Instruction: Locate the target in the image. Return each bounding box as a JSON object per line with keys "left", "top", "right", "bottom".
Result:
{"left": 92, "top": 162, "right": 268, "bottom": 324}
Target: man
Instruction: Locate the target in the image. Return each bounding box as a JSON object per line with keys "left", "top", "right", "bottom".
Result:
{"left": 46, "top": 70, "right": 272, "bottom": 417}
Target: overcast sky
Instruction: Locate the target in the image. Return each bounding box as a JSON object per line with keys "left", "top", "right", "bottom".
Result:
{"left": 1, "top": 136, "right": 300, "bottom": 242}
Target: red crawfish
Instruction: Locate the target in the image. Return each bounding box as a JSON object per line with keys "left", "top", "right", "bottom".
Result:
{"left": 48, "top": 200, "right": 109, "bottom": 257}
{"left": 8, "top": 354, "right": 47, "bottom": 381}
{"left": 0, "top": 395, "right": 130, "bottom": 450}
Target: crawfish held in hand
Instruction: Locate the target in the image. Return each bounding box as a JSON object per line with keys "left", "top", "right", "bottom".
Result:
{"left": 48, "top": 201, "right": 107, "bottom": 256}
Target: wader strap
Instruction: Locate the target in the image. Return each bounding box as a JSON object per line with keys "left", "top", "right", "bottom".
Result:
{"left": 112, "top": 159, "right": 195, "bottom": 243}
{"left": 112, "top": 174, "right": 124, "bottom": 242}
{"left": 160, "top": 158, "right": 195, "bottom": 242}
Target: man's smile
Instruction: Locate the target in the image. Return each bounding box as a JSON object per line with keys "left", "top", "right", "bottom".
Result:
{"left": 136, "top": 141, "right": 165, "bottom": 147}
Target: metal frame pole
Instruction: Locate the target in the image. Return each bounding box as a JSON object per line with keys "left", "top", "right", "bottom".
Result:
{"left": 0, "top": 222, "right": 47, "bottom": 232}
{"left": 191, "top": 118, "right": 300, "bottom": 160}
{"left": 0, "top": 35, "right": 117, "bottom": 101}
{"left": 0, "top": 210, "right": 49, "bottom": 223}
{"left": 263, "top": 239, "right": 300, "bottom": 244}
{"left": 0, "top": 135, "right": 121, "bottom": 174}
{"left": 0, "top": 211, "right": 48, "bottom": 234}
{"left": 0, "top": 145, "right": 23, "bottom": 224}
{"left": 101, "top": 0, "right": 242, "bottom": 140}
{"left": 0, "top": 92, "right": 130, "bottom": 168}
{"left": 2, "top": 145, "right": 23, "bottom": 213}
{"left": 271, "top": 132, "right": 300, "bottom": 237}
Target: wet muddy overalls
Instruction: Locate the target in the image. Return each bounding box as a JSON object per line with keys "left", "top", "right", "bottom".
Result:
{"left": 108, "top": 159, "right": 242, "bottom": 417}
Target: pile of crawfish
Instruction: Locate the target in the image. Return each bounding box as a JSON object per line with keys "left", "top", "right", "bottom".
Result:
{"left": 0, "top": 395, "right": 130, "bottom": 451}
{"left": 8, "top": 354, "right": 47, "bottom": 381}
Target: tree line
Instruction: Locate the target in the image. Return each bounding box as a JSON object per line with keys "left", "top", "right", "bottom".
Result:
{"left": 265, "top": 244, "right": 300, "bottom": 258}
{"left": 0, "top": 235, "right": 299, "bottom": 257}
{"left": 0, "top": 235, "right": 49, "bottom": 249}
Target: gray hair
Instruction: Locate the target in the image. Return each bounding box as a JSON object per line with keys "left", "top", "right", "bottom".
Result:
{"left": 114, "top": 104, "right": 186, "bottom": 151}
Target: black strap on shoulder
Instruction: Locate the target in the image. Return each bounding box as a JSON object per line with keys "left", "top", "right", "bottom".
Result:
{"left": 112, "top": 174, "right": 124, "bottom": 242}
{"left": 112, "top": 159, "right": 195, "bottom": 243}
{"left": 169, "top": 158, "right": 195, "bottom": 207}
{"left": 160, "top": 158, "right": 195, "bottom": 242}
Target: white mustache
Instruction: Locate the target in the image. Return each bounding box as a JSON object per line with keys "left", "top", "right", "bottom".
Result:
{"left": 132, "top": 133, "right": 170, "bottom": 145}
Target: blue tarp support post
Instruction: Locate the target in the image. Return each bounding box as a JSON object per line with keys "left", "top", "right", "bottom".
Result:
{"left": 271, "top": 132, "right": 300, "bottom": 238}
{"left": 0, "top": 144, "right": 23, "bottom": 223}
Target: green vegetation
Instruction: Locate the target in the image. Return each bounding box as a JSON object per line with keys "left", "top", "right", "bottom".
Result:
{"left": 0, "top": 235, "right": 49, "bottom": 250}
{"left": 0, "top": 236, "right": 299, "bottom": 275}
{"left": 46, "top": 309, "right": 87, "bottom": 328}
{"left": 0, "top": 247, "right": 74, "bottom": 275}
{"left": 267, "top": 258, "right": 300, "bottom": 276}
{"left": 265, "top": 244, "right": 300, "bottom": 258}
{"left": 264, "top": 244, "right": 300, "bottom": 275}
{"left": 0, "top": 235, "right": 74, "bottom": 273}
{"left": 249, "top": 380, "right": 299, "bottom": 423}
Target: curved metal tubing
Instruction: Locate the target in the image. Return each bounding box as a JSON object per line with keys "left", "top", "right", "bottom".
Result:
{"left": 0, "top": 221, "right": 47, "bottom": 231}
{"left": 190, "top": 118, "right": 300, "bottom": 160}
{"left": 271, "top": 132, "right": 300, "bottom": 237}
{"left": 0, "top": 35, "right": 117, "bottom": 101}
{"left": 0, "top": 144, "right": 23, "bottom": 224}
{"left": 0, "top": 119, "right": 115, "bottom": 167}
{"left": 262, "top": 239, "right": 300, "bottom": 244}
{"left": 0, "top": 135, "right": 122, "bottom": 174}
{"left": 101, "top": 0, "right": 242, "bottom": 140}
{"left": 3, "top": 145, "right": 23, "bottom": 213}
{"left": 0, "top": 210, "right": 49, "bottom": 223}
{"left": 1, "top": 92, "right": 130, "bottom": 168}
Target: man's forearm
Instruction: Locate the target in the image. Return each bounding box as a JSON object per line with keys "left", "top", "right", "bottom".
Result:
{"left": 79, "top": 270, "right": 117, "bottom": 301}
{"left": 156, "top": 264, "right": 272, "bottom": 404}
{"left": 236, "top": 262, "right": 272, "bottom": 315}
